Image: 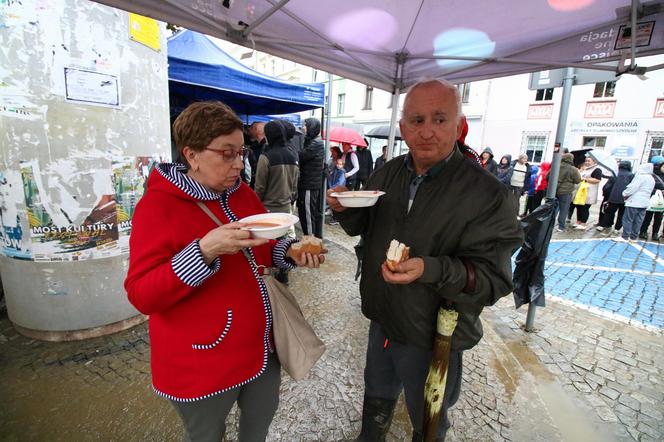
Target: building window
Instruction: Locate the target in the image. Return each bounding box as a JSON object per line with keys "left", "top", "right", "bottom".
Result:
{"left": 363, "top": 86, "right": 373, "bottom": 110}
{"left": 337, "top": 93, "right": 345, "bottom": 115}
{"left": 593, "top": 81, "right": 616, "bottom": 98}
{"left": 535, "top": 88, "right": 554, "bottom": 101}
{"left": 582, "top": 136, "right": 607, "bottom": 148}
{"left": 524, "top": 135, "right": 547, "bottom": 162}
{"left": 458, "top": 83, "right": 471, "bottom": 103}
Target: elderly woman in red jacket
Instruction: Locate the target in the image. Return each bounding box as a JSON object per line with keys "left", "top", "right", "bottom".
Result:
{"left": 124, "top": 101, "right": 325, "bottom": 441}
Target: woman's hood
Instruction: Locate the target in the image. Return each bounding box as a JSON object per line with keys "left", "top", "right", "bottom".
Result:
{"left": 304, "top": 118, "right": 321, "bottom": 139}
{"left": 539, "top": 162, "right": 551, "bottom": 172}
{"left": 481, "top": 147, "right": 494, "bottom": 158}
{"left": 561, "top": 153, "right": 575, "bottom": 164}
{"left": 499, "top": 154, "right": 512, "bottom": 165}
{"left": 618, "top": 160, "right": 632, "bottom": 172}
{"left": 264, "top": 120, "right": 289, "bottom": 145}
{"left": 637, "top": 162, "right": 653, "bottom": 174}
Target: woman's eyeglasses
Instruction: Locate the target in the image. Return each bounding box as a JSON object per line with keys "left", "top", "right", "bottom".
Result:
{"left": 203, "top": 147, "right": 249, "bottom": 162}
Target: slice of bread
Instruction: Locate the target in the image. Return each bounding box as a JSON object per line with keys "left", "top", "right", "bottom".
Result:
{"left": 290, "top": 235, "right": 324, "bottom": 257}
{"left": 385, "top": 239, "right": 410, "bottom": 271}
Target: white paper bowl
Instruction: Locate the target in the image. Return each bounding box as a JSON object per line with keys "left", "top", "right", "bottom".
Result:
{"left": 239, "top": 213, "right": 299, "bottom": 239}
{"left": 330, "top": 190, "right": 386, "bottom": 208}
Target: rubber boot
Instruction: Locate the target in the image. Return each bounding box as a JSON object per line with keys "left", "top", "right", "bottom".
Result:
{"left": 411, "top": 429, "right": 446, "bottom": 442}
{"left": 355, "top": 396, "right": 397, "bottom": 441}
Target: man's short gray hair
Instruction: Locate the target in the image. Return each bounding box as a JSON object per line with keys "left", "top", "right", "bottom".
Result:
{"left": 402, "top": 79, "right": 463, "bottom": 120}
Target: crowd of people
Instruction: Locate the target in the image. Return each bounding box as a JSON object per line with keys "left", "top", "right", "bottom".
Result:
{"left": 477, "top": 144, "right": 664, "bottom": 242}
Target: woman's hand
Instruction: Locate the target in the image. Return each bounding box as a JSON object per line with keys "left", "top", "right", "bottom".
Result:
{"left": 381, "top": 257, "right": 424, "bottom": 284}
{"left": 286, "top": 246, "right": 328, "bottom": 268}
{"left": 326, "top": 185, "right": 348, "bottom": 212}
{"left": 199, "top": 222, "right": 268, "bottom": 265}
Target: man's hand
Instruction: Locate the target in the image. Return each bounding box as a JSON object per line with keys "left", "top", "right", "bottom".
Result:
{"left": 326, "top": 185, "right": 349, "bottom": 212}
{"left": 381, "top": 257, "right": 424, "bottom": 284}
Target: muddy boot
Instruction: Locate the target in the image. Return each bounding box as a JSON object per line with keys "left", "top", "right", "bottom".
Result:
{"left": 355, "top": 396, "right": 397, "bottom": 441}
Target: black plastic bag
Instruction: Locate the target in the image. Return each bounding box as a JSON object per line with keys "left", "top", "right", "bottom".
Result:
{"left": 512, "top": 197, "right": 558, "bottom": 309}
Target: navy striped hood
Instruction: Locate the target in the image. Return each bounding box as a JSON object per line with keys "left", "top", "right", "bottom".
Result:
{"left": 153, "top": 163, "right": 240, "bottom": 201}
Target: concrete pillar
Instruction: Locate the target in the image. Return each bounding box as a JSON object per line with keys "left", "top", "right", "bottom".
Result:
{"left": 0, "top": 0, "right": 170, "bottom": 340}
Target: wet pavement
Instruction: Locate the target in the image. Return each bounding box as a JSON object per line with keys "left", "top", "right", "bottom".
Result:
{"left": 0, "top": 223, "right": 663, "bottom": 441}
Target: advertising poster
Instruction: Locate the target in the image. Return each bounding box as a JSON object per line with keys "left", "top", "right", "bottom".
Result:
{"left": 20, "top": 160, "right": 120, "bottom": 262}
{"left": 113, "top": 155, "right": 160, "bottom": 253}
{"left": 0, "top": 170, "right": 32, "bottom": 259}
{"left": 64, "top": 67, "right": 120, "bottom": 107}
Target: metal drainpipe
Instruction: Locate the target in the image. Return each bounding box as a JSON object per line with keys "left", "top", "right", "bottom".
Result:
{"left": 524, "top": 67, "right": 575, "bottom": 332}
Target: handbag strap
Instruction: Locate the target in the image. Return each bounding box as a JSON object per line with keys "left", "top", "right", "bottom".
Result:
{"left": 195, "top": 201, "right": 257, "bottom": 267}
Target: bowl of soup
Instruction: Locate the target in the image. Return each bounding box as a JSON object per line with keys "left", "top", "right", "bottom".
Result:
{"left": 329, "top": 190, "right": 386, "bottom": 208}
{"left": 239, "top": 213, "right": 299, "bottom": 239}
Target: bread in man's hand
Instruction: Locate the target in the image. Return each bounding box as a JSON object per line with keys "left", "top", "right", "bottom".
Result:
{"left": 290, "top": 235, "right": 324, "bottom": 258}
{"left": 385, "top": 240, "right": 410, "bottom": 271}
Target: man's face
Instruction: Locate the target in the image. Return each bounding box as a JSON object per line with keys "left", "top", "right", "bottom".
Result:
{"left": 399, "top": 83, "right": 463, "bottom": 171}
{"left": 482, "top": 152, "right": 490, "bottom": 160}
{"left": 251, "top": 123, "right": 265, "bottom": 141}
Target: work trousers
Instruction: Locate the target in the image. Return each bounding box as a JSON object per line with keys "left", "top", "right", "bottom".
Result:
{"left": 364, "top": 321, "right": 462, "bottom": 440}
{"left": 621, "top": 207, "right": 647, "bottom": 240}
{"left": 599, "top": 202, "right": 625, "bottom": 231}
{"left": 171, "top": 353, "right": 281, "bottom": 442}
{"left": 296, "top": 188, "right": 322, "bottom": 238}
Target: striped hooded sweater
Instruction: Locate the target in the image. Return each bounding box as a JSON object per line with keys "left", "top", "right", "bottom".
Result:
{"left": 125, "top": 163, "right": 295, "bottom": 402}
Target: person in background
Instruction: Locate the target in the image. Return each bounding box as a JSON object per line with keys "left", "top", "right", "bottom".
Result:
{"left": 247, "top": 121, "right": 266, "bottom": 189}
{"left": 596, "top": 161, "right": 633, "bottom": 235}
{"left": 532, "top": 161, "right": 551, "bottom": 209}
{"left": 255, "top": 120, "right": 300, "bottom": 284}
{"left": 328, "top": 158, "right": 347, "bottom": 189}
{"left": 125, "top": 101, "right": 324, "bottom": 442}
{"left": 496, "top": 154, "right": 513, "bottom": 187}
{"left": 296, "top": 117, "right": 325, "bottom": 238}
{"left": 355, "top": 139, "right": 374, "bottom": 190}
{"left": 509, "top": 154, "right": 531, "bottom": 215}
{"left": 328, "top": 145, "right": 342, "bottom": 174}
{"left": 374, "top": 145, "right": 388, "bottom": 171}
{"left": 524, "top": 163, "right": 540, "bottom": 215}
{"left": 341, "top": 142, "right": 360, "bottom": 190}
{"left": 639, "top": 156, "right": 664, "bottom": 241}
{"left": 480, "top": 147, "right": 498, "bottom": 175}
{"left": 571, "top": 155, "right": 603, "bottom": 230}
{"left": 327, "top": 79, "right": 522, "bottom": 441}
{"left": 556, "top": 153, "right": 582, "bottom": 232}
{"left": 617, "top": 163, "right": 656, "bottom": 242}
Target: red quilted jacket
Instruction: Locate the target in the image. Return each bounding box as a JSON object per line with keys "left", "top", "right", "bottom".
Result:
{"left": 125, "top": 164, "right": 291, "bottom": 401}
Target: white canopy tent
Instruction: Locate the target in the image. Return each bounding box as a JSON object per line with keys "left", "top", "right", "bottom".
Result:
{"left": 92, "top": 0, "right": 664, "bottom": 153}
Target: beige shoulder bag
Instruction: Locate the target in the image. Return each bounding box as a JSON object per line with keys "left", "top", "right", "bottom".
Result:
{"left": 196, "top": 202, "right": 325, "bottom": 380}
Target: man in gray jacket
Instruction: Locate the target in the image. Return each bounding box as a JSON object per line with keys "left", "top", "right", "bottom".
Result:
{"left": 327, "top": 79, "right": 522, "bottom": 441}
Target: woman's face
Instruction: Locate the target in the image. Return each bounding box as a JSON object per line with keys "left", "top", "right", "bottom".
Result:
{"left": 482, "top": 152, "right": 490, "bottom": 160}
{"left": 185, "top": 129, "right": 245, "bottom": 193}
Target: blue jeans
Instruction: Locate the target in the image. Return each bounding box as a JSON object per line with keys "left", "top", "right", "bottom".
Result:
{"left": 621, "top": 207, "right": 647, "bottom": 240}
{"left": 556, "top": 193, "right": 573, "bottom": 230}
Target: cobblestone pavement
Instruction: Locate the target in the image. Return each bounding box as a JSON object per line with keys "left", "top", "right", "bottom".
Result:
{"left": 0, "top": 224, "right": 662, "bottom": 441}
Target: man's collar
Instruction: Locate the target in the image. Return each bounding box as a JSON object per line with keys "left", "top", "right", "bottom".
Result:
{"left": 404, "top": 144, "right": 458, "bottom": 179}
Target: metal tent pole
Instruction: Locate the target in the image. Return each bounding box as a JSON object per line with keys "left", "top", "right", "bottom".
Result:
{"left": 524, "top": 66, "right": 575, "bottom": 332}
{"left": 320, "top": 72, "right": 334, "bottom": 240}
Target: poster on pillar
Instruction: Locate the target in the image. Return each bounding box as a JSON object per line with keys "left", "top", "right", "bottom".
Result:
{"left": 20, "top": 160, "right": 121, "bottom": 262}
{"left": 0, "top": 170, "right": 32, "bottom": 260}
{"left": 112, "top": 155, "right": 161, "bottom": 254}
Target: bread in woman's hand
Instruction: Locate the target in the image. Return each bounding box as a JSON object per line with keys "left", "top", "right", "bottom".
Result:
{"left": 385, "top": 240, "right": 409, "bottom": 271}
{"left": 290, "top": 235, "right": 324, "bottom": 257}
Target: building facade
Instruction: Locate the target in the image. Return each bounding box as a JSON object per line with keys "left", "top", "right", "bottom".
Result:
{"left": 218, "top": 40, "right": 664, "bottom": 166}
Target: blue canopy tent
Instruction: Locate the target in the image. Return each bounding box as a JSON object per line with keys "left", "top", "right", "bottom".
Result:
{"left": 167, "top": 30, "right": 325, "bottom": 118}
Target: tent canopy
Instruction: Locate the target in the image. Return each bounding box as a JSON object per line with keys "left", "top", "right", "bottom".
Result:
{"left": 167, "top": 30, "right": 325, "bottom": 116}
{"left": 97, "top": 0, "right": 664, "bottom": 93}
